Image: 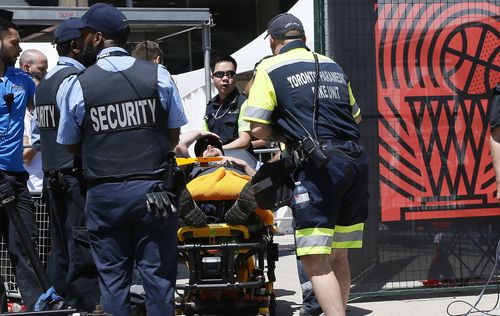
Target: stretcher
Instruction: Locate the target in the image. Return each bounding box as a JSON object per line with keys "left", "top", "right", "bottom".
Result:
{"left": 174, "top": 155, "right": 277, "bottom": 316}
{"left": 175, "top": 223, "right": 277, "bottom": 316}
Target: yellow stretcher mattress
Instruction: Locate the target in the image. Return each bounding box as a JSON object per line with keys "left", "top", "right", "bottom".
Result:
{"left": 186, "top": 167, "right": 274, "bottom": 225}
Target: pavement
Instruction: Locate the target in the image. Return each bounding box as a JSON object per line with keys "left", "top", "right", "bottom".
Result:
{"left": 272, "top": 234, "right": 500, "bottom": 316}
{"left": 176, "top": 232, "right": 500, "bottom": 315}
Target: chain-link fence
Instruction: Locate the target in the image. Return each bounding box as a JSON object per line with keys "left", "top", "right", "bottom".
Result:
{"left": 0, "top": 191, "right": 49, "bottom": 296}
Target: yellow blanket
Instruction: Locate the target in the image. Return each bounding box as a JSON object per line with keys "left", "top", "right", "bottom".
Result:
{"left": 187, "top": 167, "right": 274, "bottom": 225}
{"left": 187, "top": 167, "right": 250, "bottom": 201}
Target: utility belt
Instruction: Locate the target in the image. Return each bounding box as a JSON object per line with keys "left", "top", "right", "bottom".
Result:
{"left": 86, "top": 153, "right": 186, "bottom": 221}
{"left": 44, "top": 168, "right": 83, "bottom": 192}
{"left": 290, "top": 137, "right": 363, "bottom": 169}
{"left": 44, "top": 167, "right": 81, "bottom": 177}
{"left": 86, "top": 173, "right": 164, "bottom": 189}
{"left": 320, "top": 138, "right": 364, "bottom": 159}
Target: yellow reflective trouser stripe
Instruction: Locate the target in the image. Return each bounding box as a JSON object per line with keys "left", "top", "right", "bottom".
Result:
{"left": 296, "top": 246, "right": 331, "bottom": 257}
{"left": 332, "top": 223, "right": 365, "bottom": 249}
{"left": 295, "top": 227, "right": 334, "bottom": 256}
{"left": 332, "top": 240, "right": 363, "bottom": 248}
{"left": 244, "top": 106, "right": 273, "bottom": 123}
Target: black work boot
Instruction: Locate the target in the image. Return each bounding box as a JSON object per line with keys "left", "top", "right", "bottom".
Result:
{"left": 179, "top": 188, "right": 207, "bottom": 227}
{"left": 224, "top": 182, "right": 257, "bottom": 225}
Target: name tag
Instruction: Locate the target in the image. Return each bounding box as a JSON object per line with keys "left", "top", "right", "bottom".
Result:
{"left": 36, "top": 104, "right": 57, "bottom": 129}
{"left": 89, "top": 98, "right": 157, "bottom": 133}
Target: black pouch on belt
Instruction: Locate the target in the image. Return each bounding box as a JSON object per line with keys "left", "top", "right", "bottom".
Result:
{"left": 298, "top": 136, "right": 329, "bottom": 169}
{"left": 46, "top": 171, "right": 67, "bottom": 192}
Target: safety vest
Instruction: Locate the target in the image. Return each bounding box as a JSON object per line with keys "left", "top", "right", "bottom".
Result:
{"left": 78, "top": 59, "right": 170, "bottom": 180}
{"left": 34, "top": 66, "right": 80, "bottom": 171}
{"left": 261, "top": 41, "right": 360, "bottom": 143}
{"left": 205, "top": 88, "right": 246, "bottom": 145}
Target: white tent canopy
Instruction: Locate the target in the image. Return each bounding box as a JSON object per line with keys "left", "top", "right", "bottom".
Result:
{"left": 173, "top": 0, "right": 314, "bottom": 132}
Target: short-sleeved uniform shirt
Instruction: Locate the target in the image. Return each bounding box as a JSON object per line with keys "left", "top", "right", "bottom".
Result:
{"left": 31, "top": 56, "right": 86, "bottom": 149}
{"left": 57, "top": 47, "right": 187, "bottom": 145}
{"left": 0, "top": 66, "right": 36, "bottom": 172}
{"left": 203, "top": 88, "right": 250, "bottom": 144}
{"left": 243, "top": 41, "right": 360, "bottom": 143}
{"left": 243, "top": 41, "right": 368, "bottom": 255}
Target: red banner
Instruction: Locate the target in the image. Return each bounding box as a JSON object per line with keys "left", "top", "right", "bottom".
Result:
{"left": 376, "top": 2, "right": 500, "bottom": 221}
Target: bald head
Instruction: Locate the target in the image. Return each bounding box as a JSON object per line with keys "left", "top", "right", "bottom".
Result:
{"left": 19, "top": 49, "right": 48, "bottom": 83}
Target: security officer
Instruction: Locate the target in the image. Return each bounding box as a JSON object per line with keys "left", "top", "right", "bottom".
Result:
{"left": 244, "top": 13, "right": 369, "bottom": 316}
{"left": 57, "top": 4, "right": 187, "bottom": 316}
{"left": 489, "top": 84, "right": 500, "bottom": 199}
{"left": 32, "top": 17, "right": 99, "bottom": 311}
{"left": 203, "top": 55, "right": 251, "bottom": 151}
{"left": 0, "top": 9, "right": 44, "bottom": 311}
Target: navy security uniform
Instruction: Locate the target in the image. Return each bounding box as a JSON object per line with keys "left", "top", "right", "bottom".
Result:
{"left": 34, "top": 59, "right": 100, "bottom": 311}
{"left": 57, "top": 47, "right": 186, "bottom": 316}
{"left": 244, "top": 40, "right": 369, "bottom": 256}
{"left": 0, "top": 66, "right": 43, "bottom": 311}
{"left": 204, "top": 88, "right": 247, "bottom": 145}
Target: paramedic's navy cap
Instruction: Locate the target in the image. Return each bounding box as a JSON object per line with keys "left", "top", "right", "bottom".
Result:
{"left": 76, "top": 3, "right": 129, "bottom": 37}
{"left": 0, "top": 9, "right": 13, "bottom": 23}
{"left": 266, "top": 13, "right": 304, "bottom": 40}
{"left": 194, "top": 135, "right": 224, "bottom": 157}
{"left": 54, "top": 18, "right": 82, "bottom": 43}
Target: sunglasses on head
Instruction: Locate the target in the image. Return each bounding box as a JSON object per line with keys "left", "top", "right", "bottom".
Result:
{"left": 212, "top": 70, "right": 236, "bottom": 79}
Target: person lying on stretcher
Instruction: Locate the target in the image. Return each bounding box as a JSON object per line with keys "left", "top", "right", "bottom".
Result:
{"left": 176, "top": 131, "right": 273, "bottom": 227}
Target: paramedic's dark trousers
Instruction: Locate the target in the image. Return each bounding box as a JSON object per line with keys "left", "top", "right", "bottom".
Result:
{"left": 0, "top": 171, "right": 43, "bottom": 311}
{"left": 45, "top": 173, "right": 100, "bottom": 311}
{"left": 85, "top": 180, "right": 178, "bottom": 316}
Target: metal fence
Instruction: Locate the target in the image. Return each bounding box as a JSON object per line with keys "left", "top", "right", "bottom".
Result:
{"left": 4, "top": 149, "right": 498, "bottom": 301}
{"left": 0, "top": 148, "right": 281, "bottom": 297}
{"left": 0, "top": 191, "right": 49, "bottom": 297}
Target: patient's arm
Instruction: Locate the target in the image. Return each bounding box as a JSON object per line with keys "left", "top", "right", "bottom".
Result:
{"left": 175, "top": 130, "right": 220, "bottom": 157}
{"left": 217, "top": 156, "right": 256, "bottom": 176}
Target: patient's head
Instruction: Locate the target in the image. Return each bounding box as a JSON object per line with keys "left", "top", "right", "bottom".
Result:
{"left": 194, "top": 135, "right": 224, "bottom": 157}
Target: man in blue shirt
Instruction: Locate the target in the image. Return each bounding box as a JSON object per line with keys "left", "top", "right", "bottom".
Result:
{"left": 57, "top": 4, "right": 187, "bottom": 316}
{"left": 0, "top": 10, "right": 44, "bottom": 311}
{"left": 33, "top": 17, "right": 100, "bottom": 312}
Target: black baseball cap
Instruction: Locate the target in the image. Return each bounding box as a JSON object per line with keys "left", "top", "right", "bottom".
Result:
{"left": 265, "top": 13, "right": 304, "bottom": 40}
{"left": 54, "top": 18, "right": 82, "bottom": 44}
{"left": 74, "top": 3, "right": 129, "bottom": 37}
{"left": 194, "top": 135, "right": 224, "bottom": 157}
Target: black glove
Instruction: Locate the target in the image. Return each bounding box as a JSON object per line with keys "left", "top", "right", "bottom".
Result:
{"left": 145, "top": 185, "right": 177, "bottom": 220}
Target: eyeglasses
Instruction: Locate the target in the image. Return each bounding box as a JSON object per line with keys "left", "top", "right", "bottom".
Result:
{"left": 212, "top": 70, "right": 236, "bottom": 79}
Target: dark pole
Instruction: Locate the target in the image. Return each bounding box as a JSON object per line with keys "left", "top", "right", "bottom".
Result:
{"left": 0, "top": 174, "right": 51, "bottom": 291}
